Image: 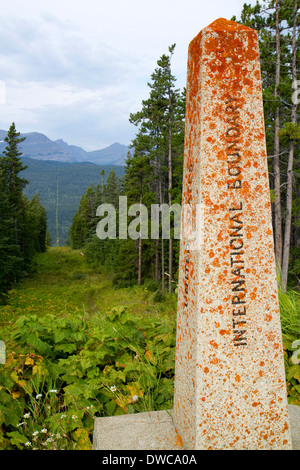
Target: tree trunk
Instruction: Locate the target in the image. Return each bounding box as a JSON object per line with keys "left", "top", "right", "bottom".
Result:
{"left": 282, "top": 140, "right": 295, "bottom": 291}
{"left": 154, "top": 151, "right": 160, "bottom": 282}
{"left": 138, "top": 232, "right": 142, "bottom": 286}
{"left": 281, "top": 0, "right": 298, "bottom": 292}
{"left": 273, "top": 0, "right": 283, "bottom": 277}
{"left": 138, "top": 186, "right": 142, "bottom": 286}
{"left": 168, "top": 93, "right": 173, "bottom": 293}
{"left": 100, "top": 170, "right": 105, "bottom": 202}
{"left": 159, "top": 177, "right": 165, "bottom": 293}
{"left": 155, "top": 239, "right": 160, "bottom": 281}
{"left": 161, "top": 238, "right": 165, "bottom": 293}
{"left": 55, "top": 168, "right": 60, "bottom": 247}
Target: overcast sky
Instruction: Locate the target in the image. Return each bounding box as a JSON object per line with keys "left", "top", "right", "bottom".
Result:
{"left": 0, "top": 0, "right": 258, "bottom": 151}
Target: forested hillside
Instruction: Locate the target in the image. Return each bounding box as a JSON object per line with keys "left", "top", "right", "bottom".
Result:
{"left": 0, "top": 0, "right": 299, "bottom": 451}
{"left": 21, "top": 158, "right": 125, "bottom": 246}
{"left": 69, "top": 0, "right": 300, "bottom": 294}
{"left": 0, "top": 124, "right": 47, "bottom": 301}
{"left": 68, "top": 45, "right": 186, "bottom": 294}
{"left": 1, "top": 0, "right": 299, "bottom": 297}
{"left": 233, "top": 0, "right": 300, "bottom": 293}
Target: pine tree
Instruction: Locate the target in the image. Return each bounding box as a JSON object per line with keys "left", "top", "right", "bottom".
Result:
{"left": 22, "top": 194, "right": 47, "bottom": 260}
{"left": 125, "top": 151, "right": 152, "bottom": 285}
{"left": 69, "top": 187, "right": 95, "bottom": 249}
{"left": 233, "top": 0, "right": 300, "bottom": 290}
{"left": 0, "top": 123, "right": 28, "bottom": 246}
{"left": 279, "top": 0, "right": 299, "bottom": 290}
{"left": 0, "top": 166, "right": 23, "bottom": 299}
{"left": 0, "top": 123, "right": 47, "bottom": 300}
{"left": 128, "top": 45, "right": 184, "bottom": 290}
{"left": 68, "top": 48, "right": 186, "bottom": 290}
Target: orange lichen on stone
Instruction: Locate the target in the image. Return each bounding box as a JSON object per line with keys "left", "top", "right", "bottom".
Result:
{"left": 173, "top": 18, "right": 292, "bottom": 450}
{"left": 207, "top": 18, "right": 253, "bottom": 32}
{"left": 174, "top": 430, "right": 184, "bottom": 448}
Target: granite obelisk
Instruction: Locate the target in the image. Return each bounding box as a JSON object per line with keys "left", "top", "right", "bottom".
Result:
{"left": 173, "top": 18, "right": 292, "bottom": 450}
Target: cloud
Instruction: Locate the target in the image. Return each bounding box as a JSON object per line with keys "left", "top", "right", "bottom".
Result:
{"left": 0, "top": 12, "right": 149, "bottom": 148}
{"left": 3, "top": 77, "right": 140, "bottom": 148}
{"left": 0, "top": 15, "right": 133, "bottom": 86}
{"left": 0, "top": 0, "right": 259, "bottom": 150}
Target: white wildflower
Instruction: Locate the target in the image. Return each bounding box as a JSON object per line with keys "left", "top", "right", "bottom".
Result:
{"left": 23, "top": 413, "right": 30, "bottom": 418}
{"left": 41, "top": 428, "right": 47, "bottom": 433}
{"left": 36, "top": 394, "right": 42, "bottom": 399}
{"left": 49, "top": 389, "right": 57, "bottom": 393}
{"left": 25, "top": 441, "right": 31, "bottom": 447}
{"left": 110, "top": 385, "right": 117, "bottom": 392}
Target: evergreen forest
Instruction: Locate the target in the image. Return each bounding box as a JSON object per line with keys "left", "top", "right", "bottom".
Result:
{"left": 0, "top": 123, "right": 47, "bottom": 301}
{"left": 0, "top": 0, "right": 300, "bottom": 451}
{"left": 69, "top": 0, "right": 300, "bottom": 295}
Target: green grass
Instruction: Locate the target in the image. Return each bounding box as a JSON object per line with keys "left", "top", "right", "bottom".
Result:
{"left": 0, "top": 247, "right": 177, "bottom": 450}
{"left": 278, "top": 288, "right": 300, "bottom": 340}
{"left": 0, "top": 247, "right": 177, "bottom": 326}
{"left": 0, "top": 247, "right": 299, "bottom": 450}
{"left": 3, "top": 246, "right": 299, "bottom": 337}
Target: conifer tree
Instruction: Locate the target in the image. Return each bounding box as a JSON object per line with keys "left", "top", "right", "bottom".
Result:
{"left": 128, "top": 45, "right": 184, "bottom": 290}
{"left": 0, "top": 123, "right": 28, "bottom": 245}
{"left": 0, "top": 123, "right": 48, "bottom": 300}
{"left": 0, "top": 166, "right": 22, "bottom": 299}
{"left": 233, "top": 0, "right": 300, "bottom": 290}
{"left": 68, "top": 48, "right": 186, "bottom": 290}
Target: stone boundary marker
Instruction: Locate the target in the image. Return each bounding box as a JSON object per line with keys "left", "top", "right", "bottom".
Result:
{"left": 92, "top": 406, "right": 300, "bottom": 450}
{"left": 93, "top": 18, "right": 298, "bottom": 450}
{"left": 173, "top": 17, "right": 291, "bottom": 450}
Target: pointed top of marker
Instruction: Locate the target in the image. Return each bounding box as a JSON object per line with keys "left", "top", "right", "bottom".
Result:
{"left": 205, "top": 18, "right": 254, "bottom": 33}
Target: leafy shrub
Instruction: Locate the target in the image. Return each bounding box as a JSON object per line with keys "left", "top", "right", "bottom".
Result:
{"left": 112, "top": 272, "right": 135, "bottom": 288}
{"left": 279, "top": 288, "right": 300, "bottom": 406}
{"left": 144, "top": 279, "right": 160, "bottom": 292}
{"left": 153, "top": 289, "right": 166, "bottom": 303}
{"left": 1, "top": 265, "right": 299, "bottom": 450}
{"left": 0, "top": 306, "right": 176, "bottom": 449}
{"left": 279, "top": 289, "right": 300, "bottom": 340}
{"left": 69, "top": 272, "right": 87, "bottom": 281}
{"left": 283, "top": 338, "right": 300, "bottom": 406}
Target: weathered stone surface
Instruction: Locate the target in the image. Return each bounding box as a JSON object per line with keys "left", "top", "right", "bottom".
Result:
{"left": 92, "top": 405, "right": 299, "bottom": 450}
{"left": 92, "top": 410, "right": 183, "bottom": 450}
{"left": 289, "top": 404, "right": 300, "bottom": 451}
{"left": 173, "top": 18, "right": 292, "bottom": 450}
{"left": 92, "top": 18, "right": 297, "bottom": 452}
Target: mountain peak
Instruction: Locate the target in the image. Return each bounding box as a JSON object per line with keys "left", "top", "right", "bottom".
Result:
{"left": 0, "top": 130, "right": 129, "bottom": 166}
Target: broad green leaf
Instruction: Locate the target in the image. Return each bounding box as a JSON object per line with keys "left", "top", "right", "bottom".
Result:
{"left": 7, "top": 431, "right": 28, "bottom": 449}
{"left": 287, "top": 365, "right": 300, "bottom": 382}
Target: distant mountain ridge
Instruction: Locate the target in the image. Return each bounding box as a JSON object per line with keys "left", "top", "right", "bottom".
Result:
{"left": 21, "top": 157, "right": 125, "bottom": 246}
{"left": 0, "top": 130, "right": 129, "bottom": 166}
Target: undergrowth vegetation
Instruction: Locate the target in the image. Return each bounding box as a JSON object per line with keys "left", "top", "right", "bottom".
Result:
{"left": 0, "top": 248, "right": 176, "bottom": 449}
{"left": 278, "top": 289, "right": 300, "bottom": 408}
{"left": 0, "top": 247, "right": 299, "bottom": 450}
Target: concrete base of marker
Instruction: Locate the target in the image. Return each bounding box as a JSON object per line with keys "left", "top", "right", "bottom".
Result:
{"left": 289, "top": 405, "right": 300, "bottom": 451}
{"left": 93, "top": 405, "right": 300, "bottom": 450}
{"left": 92, "top": 409, "right": 183, "bottom": 450}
